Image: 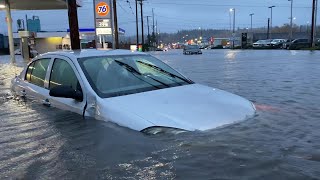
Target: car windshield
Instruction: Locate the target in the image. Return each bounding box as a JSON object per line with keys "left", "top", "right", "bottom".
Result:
{"left": 186, "top": 45, "right": 199, "bottom": 49}
{"left": 78, "top": 55, "right": 193, "bottom": 98}
{"left": 256, "top": 40, "right": 265, "bottom": 43}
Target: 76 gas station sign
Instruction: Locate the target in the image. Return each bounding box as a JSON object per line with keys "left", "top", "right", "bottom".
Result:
{"left": 94, "top": 0, "right": 113, "bottom": 35}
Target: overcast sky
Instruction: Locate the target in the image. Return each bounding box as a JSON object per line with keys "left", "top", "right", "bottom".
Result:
{"left": 0, "top": 0, "right": 317, "bottom": 36}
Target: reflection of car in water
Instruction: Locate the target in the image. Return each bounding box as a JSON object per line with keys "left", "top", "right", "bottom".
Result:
{"left": 183, "top": 45, "right": 202, "bottom": 55}
{"left": 11, "top": 50, "right": 255, "bottom": 134}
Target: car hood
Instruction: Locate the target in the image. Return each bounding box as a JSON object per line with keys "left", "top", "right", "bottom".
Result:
{"left": 101, "top": 84, "right": 256, "bottom": 131}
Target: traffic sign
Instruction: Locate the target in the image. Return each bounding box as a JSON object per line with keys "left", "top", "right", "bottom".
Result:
{"left": 96, "top": 2, "right": 110, "bottom": 17}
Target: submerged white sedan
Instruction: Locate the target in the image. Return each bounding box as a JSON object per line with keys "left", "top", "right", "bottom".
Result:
{"left": 11, "top": 50, "right": 256, "bottom": 134}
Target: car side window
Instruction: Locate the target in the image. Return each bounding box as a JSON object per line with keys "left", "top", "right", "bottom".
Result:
{"left": 49, "top": 58, "right": 81, "bottom": 92}
{"left": 25, "top": 58, "right": 50, "bottom": 87}
{"left": 25, "top": 62, "right": 35, "bottom": 82}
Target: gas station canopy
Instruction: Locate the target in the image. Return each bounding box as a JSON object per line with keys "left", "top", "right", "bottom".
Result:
{"left": 1, "top": 0, "right": 82, "bottom": 63}
{"left": 0, "top": 0, "right": 81, "bottom": 10}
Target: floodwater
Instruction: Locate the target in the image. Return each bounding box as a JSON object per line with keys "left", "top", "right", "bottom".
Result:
{"left": 0, "top": 50, "right": 320, "bottom": 179}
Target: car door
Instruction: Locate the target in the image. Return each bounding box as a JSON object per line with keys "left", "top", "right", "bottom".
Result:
{"left": 20, "top": 57, "right": 52, "bottom": 103}
{"left": 47, "top": 56, "right": 87, "bottom": 116}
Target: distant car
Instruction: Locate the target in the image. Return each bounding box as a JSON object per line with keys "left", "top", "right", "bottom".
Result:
{"left": 11, "top": 50, "right": 255, "bottom": 134}
{"left": 30, "top": 49, "right": 39, "bottom": 58}
{"left": 288, "top": 39, "right": 310, "bottom": 50}
{"left": 14, "top": 49, "right": 21, "bottom": 55}
{"left": 270, "top": 39, "right": 287, "bottom": 49}
{"left": 183, "top": 45, "right": 202, "bottom": 55}
{"left": 14, "top": 48, "right": 38, "bottom": 58}
{"left": 253, "top": 40, "right": 264, "bottom": 48}
{"left": 253, "top": 40, "right": 272, "bottom": 48}
{"left": 316, "top": 38, "right": 320, "bottom": 46}
{"left": 282, "top": 40, "right": 292, "bottom": 49}
{"left": 205, "top": 45, "right": 212, "bottom": 49}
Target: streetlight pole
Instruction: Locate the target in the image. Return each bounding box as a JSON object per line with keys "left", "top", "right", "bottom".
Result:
{"left": 230, "top": 8, "right": 235, "bottom": 49}
{"left": 268, "top": 5, "right": 275, "bottom": 39}
{"left": 288, "top": 0, "right": 293, "bottom": 41}
{"left": 250, "top": 13, "right": 254, "bottom": 42}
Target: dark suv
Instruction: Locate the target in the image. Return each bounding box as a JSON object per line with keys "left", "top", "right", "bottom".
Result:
{"left": 288, "top": 39, "right": 310, "bottom": 50}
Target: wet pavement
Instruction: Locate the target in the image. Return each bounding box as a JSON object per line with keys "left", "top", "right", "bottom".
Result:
{"left": 0, "top": 50, "right": 320, "bottom": 179}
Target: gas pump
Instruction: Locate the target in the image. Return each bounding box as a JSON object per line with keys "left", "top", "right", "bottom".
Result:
{"left": 18, "top": 31, "right": 37, "bottom": 60}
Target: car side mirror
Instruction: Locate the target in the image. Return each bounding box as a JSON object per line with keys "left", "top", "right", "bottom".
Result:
{"left": 49, "top": 85, "right": 83, "bottom": 101}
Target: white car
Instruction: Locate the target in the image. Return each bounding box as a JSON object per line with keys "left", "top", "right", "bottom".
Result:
{"left": 11, "top": 50, "right": 256, "bottom": 134}
{"left": 14, "top": 49, "right": 22, "bottom": 55}
{"left": 14, "top": 48, "right": 39, "bottom": 58}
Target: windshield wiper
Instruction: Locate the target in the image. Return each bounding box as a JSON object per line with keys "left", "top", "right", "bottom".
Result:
{"left": 114, "top": 60, "right": 142, "bottom": 75}
{"left": 114, "top": 60, "right": 169, "bottom": 88}
{"left": 136, "top": 61, "right": 193, "bottom": 84}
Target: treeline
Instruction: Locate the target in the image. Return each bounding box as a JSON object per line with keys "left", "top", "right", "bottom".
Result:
{"left": 123, "top": 24, "right": 320, "bottom": 44}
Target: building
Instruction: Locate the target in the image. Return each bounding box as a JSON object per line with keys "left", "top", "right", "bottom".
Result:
{"left": 13, "top": 29, "right": 97, "bottom": 54}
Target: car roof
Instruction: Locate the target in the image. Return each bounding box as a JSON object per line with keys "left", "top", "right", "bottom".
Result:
{"left": 40, "top": 49, "right": 147, "bottom": 59}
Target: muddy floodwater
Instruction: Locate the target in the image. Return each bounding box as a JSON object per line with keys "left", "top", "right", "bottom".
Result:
{"left": 0, "top": 50, "right": 320, "bottom": 179}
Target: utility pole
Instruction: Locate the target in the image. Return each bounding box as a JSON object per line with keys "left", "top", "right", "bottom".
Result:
{"left": 67, "top": 0, "right": 80, "bottom": 50}
{"left": 156, "top": 20, "right": 158, "bottom": 47}
{"left": 268, "top": 5, "right": 275, "bottom": 39}
{"left": 25, "top": 14, "right": 28, "bottom": 30}
{"left": 139, "top": 0, "right": 145, "bottom": 49}
{"left": 313, "top": 0, "right": 318, "bottom": 43}
{"left": 135, "top": 0, "right": 139, "bottom": 49}
{"left": 267, "top": 18, "right": 270, "bottom": 39}
{"left": 316, "top": 0, "right": 318, "bottom": 38}
{"left": 250, "top": 13, "right": 254, "bottom": 42}
{"left": 152, "top": 8, "right": 155, "bottom": 35}
{"left": 229, "top": 11, "right": 232, "bottom": 32}
{"left": 311, "top": 0, "right": 317, "bottom": 47}
{"left": 158, "top": 29, "right": 161, "bottom": 46}
{"left": 146, "top": 16, "right": 151, "bottom": 46}
{"left": 289, "top": 0, "right": 293, "bottom": 41}
{"left": 113, "top": 0, "right": 119, "bottom": 49}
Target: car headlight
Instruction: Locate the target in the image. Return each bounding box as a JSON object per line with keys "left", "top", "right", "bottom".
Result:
{"left": 251, "top": 102, "right": 257, "bottom": 111}
{"left": 141, "top": 126, "right": 188, "bottom": 135}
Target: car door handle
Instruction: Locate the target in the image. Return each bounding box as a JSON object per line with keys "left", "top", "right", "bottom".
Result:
{"left": 42, "top": 99, "right": 51, "bottom": 107}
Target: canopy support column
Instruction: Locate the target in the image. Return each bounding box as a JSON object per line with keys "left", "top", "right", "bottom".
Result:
{"left": 5, "top": 0, "right": 15, "bottom": 63}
